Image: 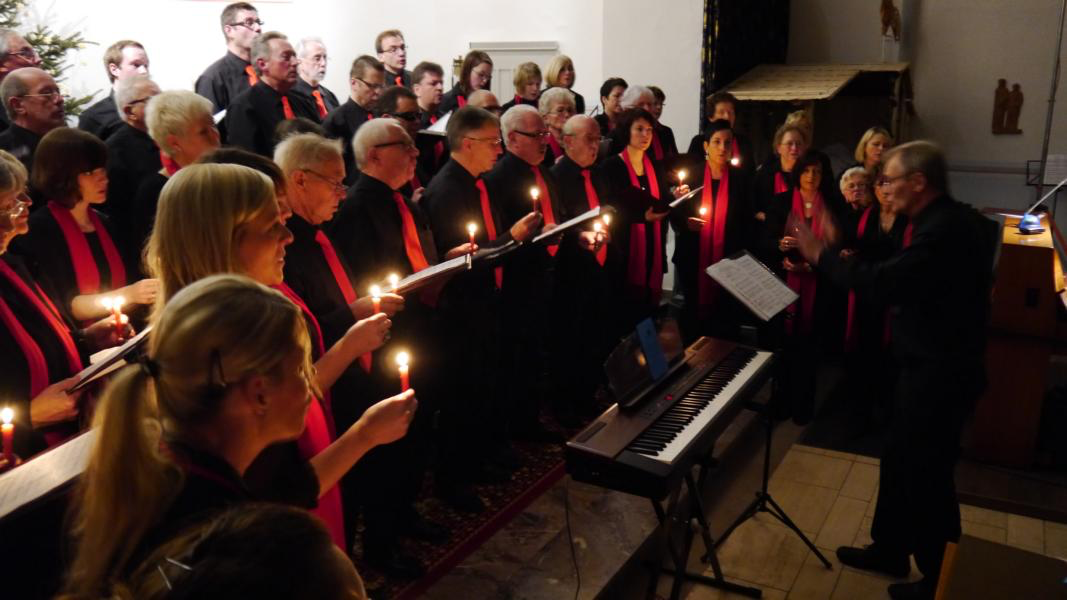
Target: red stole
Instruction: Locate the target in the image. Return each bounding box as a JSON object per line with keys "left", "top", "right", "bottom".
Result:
{"left": 547, "top": 135, "right": 562, "bottom": 161}
{"left": 774, "top": 171, "right": 788, "bottom": 195}
{"left": 393, "top": 192, "right": 431, "bottom": 272}
{"left": 312, "top": 230, "right": 371, "bottom": 373}
{"left": 47, "top": 202, "right": 127, "bottom": 296}
{"left": 160, "top": 151, "right": 181, "bottom": 176}
{"left": 457, "top": 94, "right": 467, "bottom": 108}
{"left": 531, "top": 167, "right": 558, "bottom": 256}
{"left": 620, "top": 151, "right": 664, "bottom": 304}
{"left": 581, "top": 169, "right": 607, "bottom": 266}
{"left": 280, "top": 95, "right": 295, "bottom": 120}
{"left": 311, "top": 89, "right": 328, "bottom": 118}
{"left": 0, "top": 259, "right": 84, "bottom": 448}
{"left": 844, "top": 206, "right": 873, "bottom": 350}
{"left": 475, "top": 179, "right": 503, "bottom": 288}
{"left": 697, "top": 164, "right": 730, "bottom": 315}
{"left": 730, "top": 138, "right": 741, "bottom": 166}
{"left": 784, "top": 189, "right": 824, "bottom": 336}
{"left": 273, "top": 282, "right": 346, "bottom": 550}
{"left": 903, "top": 223, "right": 913, "bottom": 248}
{"left": 244, "top": 65, "right": 259, "bottom": 87}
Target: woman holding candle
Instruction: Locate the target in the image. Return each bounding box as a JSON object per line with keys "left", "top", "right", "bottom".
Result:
{"left": 144, "top": 162, "right": 411, "bottom": 555}
{"left": 439, "top": 51, "right": 493, "bottom": 115}
{"left": 669, "top": 119, "right": 753, "bottom": 343}
{"left": 544, "top": 54, "right": 585, "bottom": 115}
{"left": 16, "top": 128, "right": 159, "bottom": 326}
{"left": 64, "top": 274, "right": 409, "bottom": 597}
{"left": 599, "top": 108, "right": 688, "bottom": 327}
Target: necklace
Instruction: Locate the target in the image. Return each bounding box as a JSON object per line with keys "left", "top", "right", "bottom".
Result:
{"left": 804, "top": 201, "right": 813, "bottom": 209}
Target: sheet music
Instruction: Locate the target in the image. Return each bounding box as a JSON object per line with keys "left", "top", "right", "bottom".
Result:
{"left": 668, "top": 185, "right": 704, "bottom": 208}
{"left": 69, "top": 327, "right": 151, "bottom": 393}
{"left": 0, "top": 430, "right": 96, "bottom": 519}
{"left": 532, "top": 206, "right": 604, "bottom": 244}
{"left": 212, "top": 109, "right": 226, "bottom": 124}
{"left": 706, "top": 252, "right": 797, "bottom": 321}
{"left": 418, "top": 110, "right": 451, "bottom": 137}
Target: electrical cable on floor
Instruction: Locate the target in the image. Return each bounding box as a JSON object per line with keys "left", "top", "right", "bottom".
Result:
{"left": 564, "top": 477, "right": 581, "bottom": 600}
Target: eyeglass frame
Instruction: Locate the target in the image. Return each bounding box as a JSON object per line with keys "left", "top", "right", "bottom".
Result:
{"left": 1, "top": 194, "right": 29, "bottom": 219}
{"left": 877, "top": 173, "right": 912, "bottom": 188}
{"left": 463, "top": 136, "right": 503, "bottom": 147}
{"left": 5, "top": 48, "right": 39, "bottom": 61}
{"left": 301, "top": 169, "right": 348, "bottom": 194}
{"left": 513, "top": 129, "right": 551, "bottom": 140}
{"left": 381, "top": 44, "right": 407, "bottom": 54}
{"left": 354, "top": 77, "right": 384, "bottom": 92}
{"left": 228, "top": 18, "right": 264, "bottom": 29}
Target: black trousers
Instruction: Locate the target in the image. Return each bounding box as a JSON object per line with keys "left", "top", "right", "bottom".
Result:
{"left": 870, "top": 361, "right": 982, "bottom": 581}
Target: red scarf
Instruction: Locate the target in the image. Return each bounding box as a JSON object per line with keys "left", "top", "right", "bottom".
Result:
{"left": 47, "top": 202, "right": 126, "bottom": 296}
{"left": 244, "top": 65, "right": 259, "bottom": 87}
{"left": 531, "top": 167, "right": 558, "bottom": 256}
{"left": 410, "top": 172, "right": 422, "bottom": 190}
{"left": 774, "top": 171, "right": 788, "bottom": 195}
{"left": 0, "top": 259, "right": 84, "bottom": 448}
{"left": 581, "top": 169, "right": 607, "bottom": 266}
{"left": 697, "top": 164, "right": 730, "bottom": 316}
{"left": 731, "top": 138, "right": 741, "bottom": 166}
{"left": 457, "top": 94, "right": 467, "bottom": 108}
{"left": 429, "top": 114, "right": 445, "bottom": 165}
{"left": 311, "top": 89, "right": 328, "bottom": 118}
{"left": 547, "top": 134, "right": 562, "bottom": 161}
{"left": 903, "top": 223, "right": 913, "bottom": 248}
{"left": 844, "top": 206, "right": 873, "bottom": 351}
{"left": 650, "top": 128, "right": 664, "bottom": 161}
{"left": 313, "top": 230, "right": 371, "bottom": 373}
{"left": 160, "top": 151, "right": 181, "bottom": 176}
{"left": 393, "top": 192, "right": 430, "bottom": 273}
{"left": 475, "top": 179, "right": 503, "bottom": 288}
{"left": 620, "top": 151, "right": 663, "bottom": 305}
{"left": 395, "top": 74, "right": 404, "bottom": 87}
{"left": 273, "top": 282, "right": 346, "bottom": 550}
{"left": 784, "top": 189, "right": 824, "bottom": 336}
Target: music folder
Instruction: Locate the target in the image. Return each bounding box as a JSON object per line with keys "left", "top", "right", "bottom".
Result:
{"left": 417, "top": 111, "right": 451, "bottom": 137}
{"left": 668, "top": 185, "right": 704, "bottom": 209}
{"left": 375, "top": 240, "right": 520, "bottom": 295}
{"left": 705, "top": 251, "right": 798, "bottom": 321}
{"left": 531, "top": 205, "right": 614, "bottom": 245}
{"left": 68, "top": 327, "right": 151, "bottom": 393}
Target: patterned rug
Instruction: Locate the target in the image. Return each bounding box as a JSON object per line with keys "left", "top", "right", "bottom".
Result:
{"left": 352, "top": 439, "right": 569, "bottom": 599}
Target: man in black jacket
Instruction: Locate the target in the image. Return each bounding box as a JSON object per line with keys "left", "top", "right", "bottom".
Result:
{"left": 195, "top": 2, "right": 262, "bottom": 114}
{"left": 323, "top": 55, "right": 383, "bottom": 185}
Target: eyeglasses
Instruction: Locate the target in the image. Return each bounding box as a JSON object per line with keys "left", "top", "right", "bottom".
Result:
{"left": 382, "top": 44, "right": 407, "bottom": 54}
{"left": 303, "top": 170, "right": 347, "bottom": 194}
{"left": 877, "top": 173, "right": 910, "bottom": 188}
{"left": 2, "top": 196, "right": 29, "bottom": 219}
{"left": 391, "top": 111, "right": 420, "bottom": 122}
{"left": 6, "top": 48, "right": 38, "bottom": 61}
{"left": 373, "top": 139, "right": 417, "bottom": 151}
{"left": 514, "top": 130, "right": 551, "bottom": 140}
{"left": 464, "top": 136, "right": 503, "bottom": 147}
{"left": 229, "top": 18, "right": 264, "bottom": 29}
{"left": 18, "top": 91, "right": 64, "bottom": 101}
{"left": 355, "top": 78, "right": 384, "bottom": 92}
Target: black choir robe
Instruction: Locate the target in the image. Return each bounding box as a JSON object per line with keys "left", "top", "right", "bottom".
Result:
{"left": 292, "top": 78, "right": 340, "bottom": 118}
{"left": 668, "top": 160, "right": 754, "bottom": 341}
{"left": 104, "top": 124, "right": 161, "bottom": 268}
{"left": 195, "top": 50, "right": 253, "bottom": 114}
{"left": 597, "top": 152, "right": 672, "bottom": 322}
{"left": 416, "top": 110, "right": 449, "bottom": 177}
{"left": 438, "top": 85, "right": 467, "bottom": 116}
{"left": 384, "top": 68, "right": 412, "bottom": 89}
{"left": 0, "top": 253, "right": 86, "bottom": 458}
{"left": 78, "top": 92, "right": 123, "bottom": 141}
{"left": 594, "top": 113, "right": 613, "bottom": 137}
{"left": 225, "top": 81, "right": 321, "bottom": 158}
{"left": 500, "top": 94, "right": 538, "bottom": 113}
{"left": 131, "top": 171, "right": 168, "bottom": 263}
{"left": 0, "top": 124, "right": 41, "bottom": 177}
{"left": 686, "top": 130, "right": 756, "bottom": 176}
{"left": 572, "top": 91, "right": 586, "bottom": 115}
{"left": 16, "top": 207, "right": 129, "bottom": 325}
{"left": 843, "top": 206, "right": 908, "bottom": 353}
{"left": 322, "top": 99, "right": 373, "bottom": 185}
{"left": 0, "top": 108, "right": 9, "bottom": 133}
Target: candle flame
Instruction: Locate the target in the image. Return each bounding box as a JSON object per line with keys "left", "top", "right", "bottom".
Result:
{"left": 529, "top": 186, "right": 540, "bottom": 200}
{"left": 395, "top": 351, "right": 409, "bottom": 368}
{"left": 1, "top": 407, "right": 12, "bottom": 425}
{"left": 369, "top": 284, "right": 381, "bottom": 298}
{"left": 101, "top": 297, "right": 113, "bottom": 310}
{"left": 677, "top": 169, "right": 687, "bottom": 183}
{"left": 466, "top": 222, "right": 477, "bottom": 235}
{"left": 699, "top": 206, "right": 708, "bottom": 217}
{"left": 730, "top": 157, "right": 741, "bottom": 167}
{"left": 602, "top": 213, "right": 612, "bottom": 226}
{"left": 593, "top": 222, "right": 602, "bottom": 233}
{"left": 387, "top": 274, "right": 399, "bottom": 290}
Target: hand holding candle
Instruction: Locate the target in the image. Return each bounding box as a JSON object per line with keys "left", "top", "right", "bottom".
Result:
{"left": 529, "top": 186, "right": 541, "bottom": 213}
{"left": 370, "top": 285, "right": 382, "bottom": 314}
{"left": 1, "top": 407, "right": 13, "bottom": 468}
{"left": 593, "top": 221, "right": 604, "bottom": 249}
{"left": 101, "top": 296, "right": 126, "bottom": 335}
{"left": 396, "top": 351, "right": 410, "bottom": 392}
{"left": 467, "top": 222, "right": 477, "bottom": 254}
{"left": 677, "top": 169, "right": 687, "bottom": 184}
{"left": 387, "top": 273, "right": 400, "bottom": 292}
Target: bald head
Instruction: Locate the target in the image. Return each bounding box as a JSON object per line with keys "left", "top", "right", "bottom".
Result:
{"left": 1, "top": 67, "right": 64, "bottom": 133}
{"left": 353, "top": 118, "right": 416, "bottom": 189}
{"left": 0, "top": 31, "right": 40, "bottom": 79}
{"left": 467, "top": 89, "right": 501, "bottom": 114}
{"left": 562, "top": 114, "right": 601, "bottom": 168}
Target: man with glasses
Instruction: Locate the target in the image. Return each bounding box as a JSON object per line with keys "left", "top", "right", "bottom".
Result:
{"left": 0, "top": 29, "right": 42, "bottom": 133}
{"left": 0, "top": 67, "right": 65, "bottom": 176}
{"left": 374, "top": 85, "right": 427, "bottom": 194}
{"left": 375, "top": 29, "right": 411, "bottom": 89}
{"left": 78, "top": 40, "right": 149, "bottom": 141}
{"left": 292, "top": 37, "right": 339, "bottom": 119}
{"left": 323, "top": 55, "right": 384, "bottom": 185}
{"left": 103, "top": 75, "right": 161, "bottom": 259}
{"left": 225, "top": 31, "right": 319, "bottom": 158}
{"left": 195, "top": 1, "right": 263, "bottom": 114}
{"left": 422, "top": 106, "right": 540, "bottom": 513}
{"left": 794, "top": 141, "right": 996, "bottom": 600}
{"left": 412, "top": 61, "right": 447, "bottom": 178}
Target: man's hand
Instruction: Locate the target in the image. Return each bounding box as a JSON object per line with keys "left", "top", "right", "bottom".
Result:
{"left": 672, "top": 183, "right": 691, "bottom": 199}
{"left": 687, "top": 217, "right": 706, "bottom": 232}
{"left": 444, "top": 243, "right": 477, "bottom": 260}
{"left": 411, "top": 187, "right": 425, "bottom": 205}
{"left": 782, "top": 257, "right": 811, "bottom": 273}
{"left": 509, "top": 212, "right": 541, "bottom": 243}
{"left": 351, "top": 293, "right": 404, "bottom": 319}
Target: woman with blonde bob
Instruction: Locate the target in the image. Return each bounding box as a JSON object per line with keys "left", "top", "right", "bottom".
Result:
{"left": 854, "top": 126, "right": 894, "bottom": 172}
{"left": 143, "top": 164, "right": 412, "bottom": 549}
{"left": 544, "top": 54, "right": 584, "bottom": 114}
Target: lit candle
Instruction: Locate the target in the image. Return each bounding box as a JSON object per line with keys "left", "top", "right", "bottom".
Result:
{"left": 396, "top": 351, "right": 410, "bottom": 392}
{"left": 467, "top": 222, "right": 477, "bottom": 253}
{"left": 593, "top": 221, "right": 603, "bottom": 248}
{"left": 529, "top": 186, "right": 540, "bottom": 213}
{"left": 370, "top": 285, "right": 381, "bottom": 314}
{"left": 676, "top": 169, "right": 687, "bottom": 184}
{"left": 730, "top": 156, "right": 741, "bottom": 167}
{"left": 1, "top": 407, "right": 13, "bottom": 468}
{"left": 698, "top": 206, "right": 708, "bottom": 218}
{"left": 101, "top": 296, "right": 125, "bottom": 335}
{"left": 602, "top": 213, "right": 611, "bottom": 227}
{"left": 387, "top": 273, "right": 400, "bottom": 292}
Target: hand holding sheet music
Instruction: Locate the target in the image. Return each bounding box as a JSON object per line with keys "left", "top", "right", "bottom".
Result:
{"left": 531, "top": 206, "right": 614, "bottom": 245}
{"left": 705, "top": 252, "right": 798, "bottom": 321}
{"left": 668, "top": 185, "right": 704, "bottom": 209}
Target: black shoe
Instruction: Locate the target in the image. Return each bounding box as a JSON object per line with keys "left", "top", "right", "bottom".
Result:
{"left": 888, "top": 580, "right": 934, "bottom": 600}
{"left": 436, "top": 483, "right": 485, "bottom": 514}
{"left": 836, "top": 545, "right": 910, "bottom": 578}
{"left": 364, "top": 543, "right": 426, "bottom": 580}
{"left": 399, "top": 511, "right": 450, "bottom": 545}
{"left": 512, "top": 423, "right": 564, "bottom": 444}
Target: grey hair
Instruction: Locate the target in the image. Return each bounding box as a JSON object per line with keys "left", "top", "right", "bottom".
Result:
{"left": 274, "top": 132, "right": 342, "bottom": 175}
{"left": 562, "top": 114, "right": 596, "bottom": 137}
{"left": 500, "top": 104, "right": 539, "bottom": 144}
{"left": 250, "top": 31, "right": 288, "bottom": 75}
{"left": 619, "top": 85, "right": 653, "bottom": 109}
{"left": 0, "top": 29, "right": 17, "bottom": 55}
{"left": 114, "top": 75, "right": 159, "bottom": 117}
{"left": 883, "top": 140, "right": 949, "bottom": 194}
{"left": 0, "top": 67, "right": 35, "bottom": 120}
{"left": 838, "top": 166, "right": 868, "bottom": 193}
{"left": 352, "top": 118, "right": 404, "bottom": 169}
{"left": 145, "top": 90, "right": 214, "bottom": 155}
{"left": 295, "top": 37, "right": 325, "bottom": 58}
{"left": 538, "top": 87, "right": 575, "bottom": 116}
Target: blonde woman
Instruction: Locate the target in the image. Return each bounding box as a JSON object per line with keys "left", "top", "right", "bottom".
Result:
{"left": 538, "top": 86, "right": 576, "bottom": 164}
{"left": 854, "top": 126, "right": 894, "bottom": 172}
{"left": 544, "top": 54, "right": 584, "bottom": 114}
{"left": 501, "top": 61, "right": 542, "bottom": 113}
{"left": 63, "top": 275, "right": 406, "bottom": 597}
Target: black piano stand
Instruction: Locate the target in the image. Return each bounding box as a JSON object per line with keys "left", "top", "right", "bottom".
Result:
{"left": 645, "top": 466, "right": 761, "bottom": 599}
{"left": 713, "top": 399, "right": 833, "bottom": 569}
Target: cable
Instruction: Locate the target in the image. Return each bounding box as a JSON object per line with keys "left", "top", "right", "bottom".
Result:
{"left": 563, "top": 477, "right": 582, "bottom": 600}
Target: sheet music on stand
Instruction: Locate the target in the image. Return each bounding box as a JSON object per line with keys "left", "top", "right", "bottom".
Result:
{"left": 531, "top": 206, "right": 610, "bottom": 245}
{"left": 69, "top": 327, "right": 151, "bottom": 393}
{"left": 706, "top": 251, "right": 797, "bottom": 321}
{"left": 668, "top": 185, "right": 704, "bottom": 208}
{"left": 418, "top": 111, "right": 451, "bottom": 137}
{"left": 0, "top": 429, "right": 96, "bottom": 519}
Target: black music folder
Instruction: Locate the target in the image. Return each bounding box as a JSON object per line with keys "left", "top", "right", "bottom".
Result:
{"left": 373, "top": 240, "right": 520, "bottom": 295}
{"left": 69, "top": 327, "right": 151, "bottom": 393}
{"left": 531, "top": 205, "right": 614, "bottom": 245}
